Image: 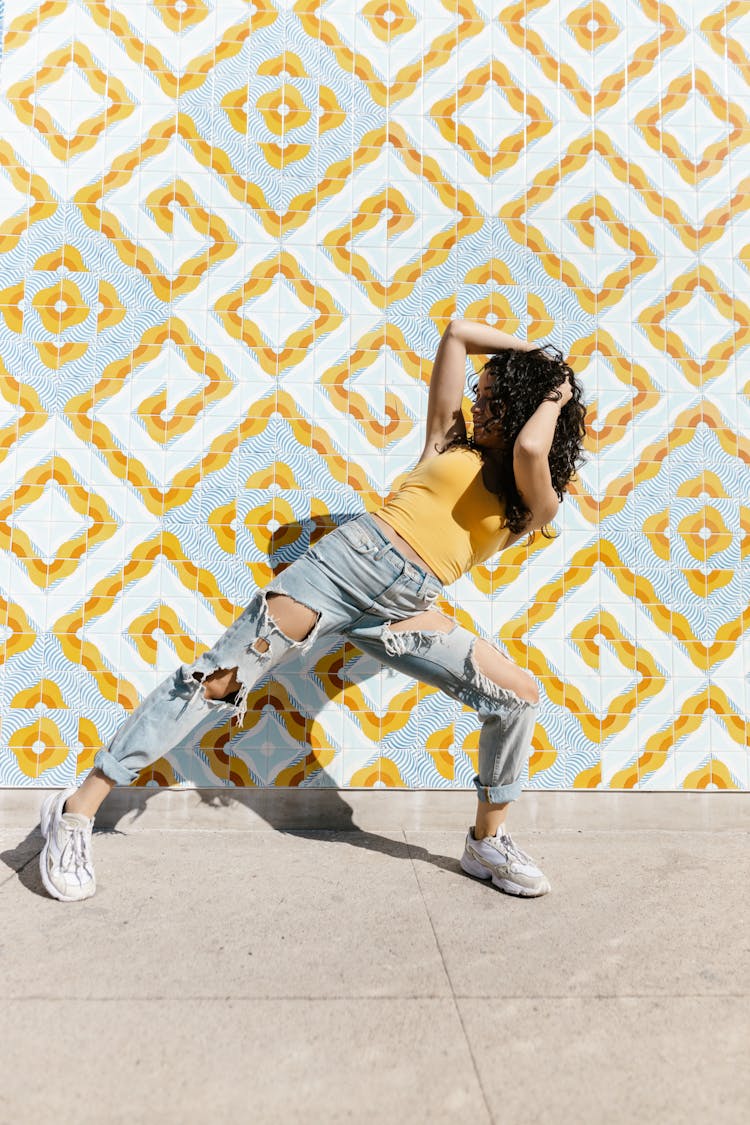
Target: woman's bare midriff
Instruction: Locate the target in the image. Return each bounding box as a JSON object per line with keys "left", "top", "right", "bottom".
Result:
{"left": 370, "top": 514, "right": 441, "bottom": 581}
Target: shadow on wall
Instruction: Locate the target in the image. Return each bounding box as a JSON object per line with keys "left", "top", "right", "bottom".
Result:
{"left": 164, "top": 508, "right": 433, "bottom": 790}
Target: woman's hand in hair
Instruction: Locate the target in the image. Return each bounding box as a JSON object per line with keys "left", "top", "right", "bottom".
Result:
{"left": 546, "top": 375, "right": 573, "bottom": 408}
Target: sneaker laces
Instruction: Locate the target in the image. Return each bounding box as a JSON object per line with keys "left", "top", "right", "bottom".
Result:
{"left": 492, "top": 831, "right": 534, "bottom": 868}
{"left": 59, "top": 819, "right": 93, "bottom": 879}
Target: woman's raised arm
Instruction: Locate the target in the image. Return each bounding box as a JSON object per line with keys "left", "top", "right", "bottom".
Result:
{"left": 446, "top": 319, "right": 537, "bottom": 355}
{"left": 512, "top": 397, "right": 568, "bottom": 528}
{"left": 420, "top": 320, "right": 535, "bottom": 462}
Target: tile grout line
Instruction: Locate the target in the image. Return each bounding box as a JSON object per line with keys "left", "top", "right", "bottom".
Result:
{"left": 402, "top": 829, "right": 495, "bottom": 1125}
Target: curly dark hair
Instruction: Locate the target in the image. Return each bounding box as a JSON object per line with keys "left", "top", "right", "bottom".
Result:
{"left": 445, "top": 346, "right": 587, "bottom": 539}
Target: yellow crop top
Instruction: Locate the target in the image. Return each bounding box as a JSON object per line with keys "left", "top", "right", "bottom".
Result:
{"left": 377, "top": 447, "right": 510, "bottom": 585}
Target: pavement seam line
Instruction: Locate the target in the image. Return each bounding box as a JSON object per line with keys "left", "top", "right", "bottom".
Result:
{"left": 3, "top": 826, "right": 744, "bottom": 835}
{"left": 4, "top": 993, "right": 750, "bottom": 1002}
{"left": 402, "top": 829, "right": 495, "bottom": 1125}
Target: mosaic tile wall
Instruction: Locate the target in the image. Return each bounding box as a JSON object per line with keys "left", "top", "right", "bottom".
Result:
{"left": 0, "top": 0, "right": 748, "bottom": 792}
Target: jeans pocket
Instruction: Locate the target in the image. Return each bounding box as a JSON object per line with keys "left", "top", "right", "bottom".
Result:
{"left": 335, "top": 518, "right": 379, "bottom": 555}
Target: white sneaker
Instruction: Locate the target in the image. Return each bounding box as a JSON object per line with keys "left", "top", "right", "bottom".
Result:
{"left": 39, "top": 787, "right": 96, "bottom": 902}
{"left": 460, "top": 827, "right": 550, "bottom": 897}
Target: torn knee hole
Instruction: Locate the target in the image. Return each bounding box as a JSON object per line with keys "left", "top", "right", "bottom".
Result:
{"left": 197, "top": 666, "right": 242, "bottom": 702}
{"left": 387, "top": 611, "right": 455, "bottom": 635}
{"left": 264, "top": 591, "right": 320, "bottom": 644}
{"left": 251, "top": 637, "right": 270, "bottom": 653}
{"left": 470, "top": 640, "right": 538, "bottom": 705}
{"left": 383, "top": 612, "right": 455, "bottom": 657}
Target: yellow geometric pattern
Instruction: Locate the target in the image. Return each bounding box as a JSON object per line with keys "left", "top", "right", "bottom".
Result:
{"left": 635, "top": 69, "right": 750, "bottom": 185}
{"left": 6, "top": 41, "right": 135, "bottom": 160}
{"left": 0, "top": 456, "right": 118, "bottom": 587}
{"left": 0, "top": 0, "right": 747, "bottom": 793}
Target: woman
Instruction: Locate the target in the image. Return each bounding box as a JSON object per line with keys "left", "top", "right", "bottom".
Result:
{"left": 39, "top": 319, "right": 586, "bottom": 902}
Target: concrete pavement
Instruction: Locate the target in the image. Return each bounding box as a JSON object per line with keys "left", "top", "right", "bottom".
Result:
{"left": 1, "top": 790, "right": 748, "bottom": 1125}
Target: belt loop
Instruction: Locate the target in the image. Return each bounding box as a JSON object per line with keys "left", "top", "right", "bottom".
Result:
{"left": 418, "top": 574, "right": 435, "bottom": 600}
{"left": 365, "top": 512, "right": 392, "bottom": 560}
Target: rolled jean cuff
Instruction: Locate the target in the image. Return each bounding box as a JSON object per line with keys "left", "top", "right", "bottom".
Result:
{"left": 93, "top": 748, "right": 138, "bottom": 786}
{"left": 472, "top": 774, "right": 524, "bottom": 804}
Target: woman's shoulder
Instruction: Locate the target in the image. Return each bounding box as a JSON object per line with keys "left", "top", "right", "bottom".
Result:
{"left": 389, "top": 445, "right": 477, "bottom": 490}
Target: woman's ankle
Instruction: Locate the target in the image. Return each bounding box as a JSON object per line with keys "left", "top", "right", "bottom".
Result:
{"left": 63, "top": 792, "right": 94, "bottom": 819}
{"left": 474, "top": 799, "right": 510, "bottom": 840}
{"left": 64, "top": 769, "right": 114, "bottom": 819}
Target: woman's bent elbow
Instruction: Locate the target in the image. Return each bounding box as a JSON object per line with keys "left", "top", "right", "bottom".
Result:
{"left": 521, "top": 493, "right": 560, "bottom": 527}
{"left": 443, "top": 318, "right": 467, "bottom": 342}
{"left": 514, "top": 437, "right": 546, "bottom": 458}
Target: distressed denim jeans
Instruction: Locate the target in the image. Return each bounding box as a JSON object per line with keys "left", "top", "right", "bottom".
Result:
{"left": 95, "top": 513, "right": 538, "bottom": 802}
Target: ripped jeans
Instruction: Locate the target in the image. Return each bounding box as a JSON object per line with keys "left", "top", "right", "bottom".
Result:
{"left": 94, "top": 513, "right": 538, "bottom": 803}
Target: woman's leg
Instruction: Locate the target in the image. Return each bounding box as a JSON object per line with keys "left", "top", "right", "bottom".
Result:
{"left": 64, "top": 768, "right": 115, "bottom": 819}
{"left": 349, "top": 609, "right": 548, "bottom": 896}
{"left": 66, "top": 592, "right": 321, "bottom": 820}
{"left": 350, "top": 609, "right": 539, "bottom": 817}
{"left": 474, "top": 800, "right": 510, "bottom": 840}
{"left": 467, "top": 636, "right": 538, "bottom": 838}
{"left": 39, "top": 590, "right": 326, "bottom": 902}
